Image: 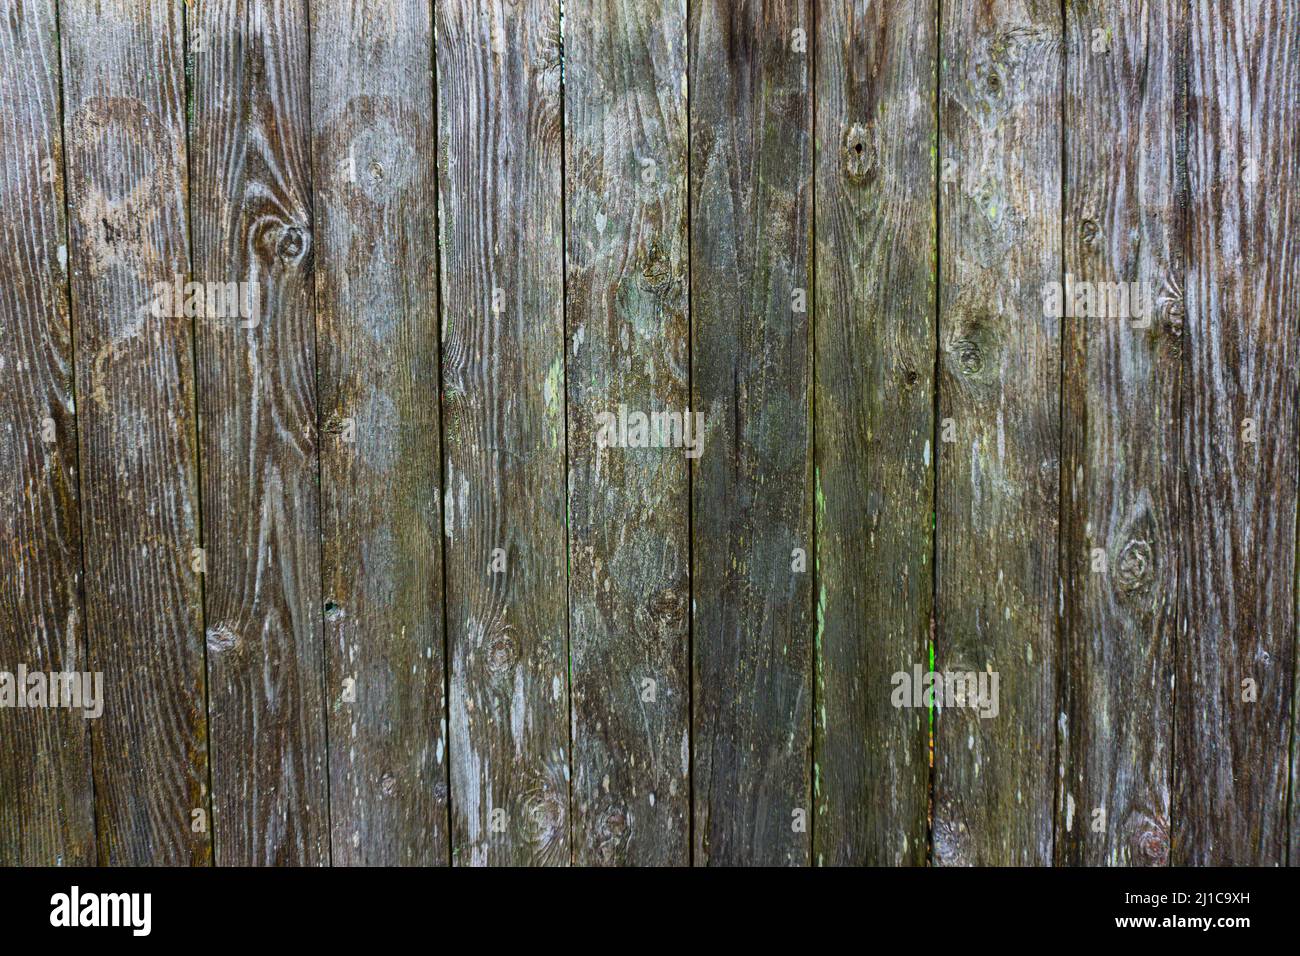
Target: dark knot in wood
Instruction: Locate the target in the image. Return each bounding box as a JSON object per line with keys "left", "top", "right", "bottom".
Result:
{"left": 486, "top": 632, "right": 515, "bottom": 674}
{"left": 206, "top": 623, "right": 239, "bottom": 653}
{"left": 955, "top": 339, "right": 984, "bottom": 375}
{"left": 277, "top": 225, "right": 307, "bottom": 263}
{"left": 1134, "top": 819, "right": 1170, "bottom": 864}
{"left": 521, "top": 788, "right": 566, "bottom": 847}
{"left": 841, "top": 123, "right": 873, "bottom": 182}
{"left": 1115, "top": 539, "right": 1153, "bottom": 592}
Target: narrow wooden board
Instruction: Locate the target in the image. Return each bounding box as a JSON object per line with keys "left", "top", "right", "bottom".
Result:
{"left": 60, "top": 0, "right": 210, "bottom": 865}
{"left": 0, "top": 0, "right": 96, "bottom": 866}
{"left": 690, "top": 0, "right": 814, "bottom": 866}
{"left": 813, "top": 0, "right": 936, "bottom": 866}
{"left": 934, "top": 0, "right": 1062, "bottom": 865}
{"left": 190, "top": 0, "right": 330, "bottom": 866}
{"left": 1175, "top": 0, "right": 1299, "bottom": 865}
{"left": 437, "top": 0, "right": 571, "bottom": 866}
{"left": 564, "top": 0, "right": 691, "bottom": 866}
{"left": 1055, "top": 0, "right": 1182, "bottom": 866}
{"left": 310, "top": 0, "right": 448, "bottom": 865}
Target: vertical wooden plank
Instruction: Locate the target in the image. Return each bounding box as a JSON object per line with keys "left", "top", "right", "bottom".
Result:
{"left": 437, "top": 0, "right": 570, "bottom": 866}
{"left": 565, "top": 0, "right": 690, "bottom": 865}
{"left": 1176, "top": 0, "right": 1298, "bottom": 865}
{"left": 310, "top": 0, "right": 447, "bottom": 865}
{"left": 934, "top": 0, "right": 1061, "bottom": 865}
{"left": 0, "top": 0, "right": 96, "bottom": 866}
{"left": 1056, "top": 0, "right": 1182, "bottom": 866}
{"left": 691, "top": 0, "right": 813, "bottom": 866}
{"left": 190, "top": 0, "right": 329, "bottom": 865}
{"left": 812, "top": 0, "right": 936, "bottom": 866}
{"left": 60, "top": 0, "right": 209, "bottom": 865}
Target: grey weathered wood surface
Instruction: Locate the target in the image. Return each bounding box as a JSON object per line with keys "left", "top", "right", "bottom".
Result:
{"left": 437, "top": 0, "right": 571, "bottom": 866}
{"left": 564, "top": 0, "right": 691, "bottom": 865}
{"left": 1055, "top": 0, "right": 1181, "bottom": 867}
{"left": 310, "top": 0, "right": 448, "bottom": 865}
{"left": 61, "top": 0, "right": 211, "bottom": 866}
{"left": 934, "top": 0, "right": 1062, "bottom": 865}
{"left": 3, "top": 0, "right": 1300, "bottom": 868}
{"left": 813, "top": 0, "right": 935, "bottom": 866}
{"left": 0, "top": 0, "right": 96, "bottom": 866}
{"left": 690, "top": 0, "right": 814, "bottom": 866}
{"left": 1174, "top": 0, "right": 1298, "bottom": 866}
{"left": 190, "top": 0, "right": 330, "bottom": 866}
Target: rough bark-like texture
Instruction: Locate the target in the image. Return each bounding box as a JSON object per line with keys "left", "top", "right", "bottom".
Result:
{"left": 813, "top": 0, "right": 936, "bottom": 866}
{"left": 190, "top": 0, "right": 330, "bottom": 866}
{"left": 1175, "top": 0, "right": 1298, "bottom": 866}
{"left": 0, "top": 0, "right": 96, "bottom": 866}
{"left": 934, "top": 0, "right": 1061, "bottom": 866}
{"left": 565, "top": 0, "right": 690, "bottom": 866}
{"left": 1055, "top": 0, "right": 1182, "bottom": 867}
{"left": 60, "top": 0, "right": 210, "bottom": 866}
{"left": 310, "top": 0, "right": 448, "bottom": 865}
{"left": 690, "top": 0, "right": 813, "bottom": 866}
{"left": 437, "top": 0, "right": 571, "bottom": 867}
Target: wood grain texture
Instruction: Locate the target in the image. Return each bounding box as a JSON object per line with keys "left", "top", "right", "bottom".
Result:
{"left": 1055, "top": 0, "right": 1182, "bottom": 867}
{"left": 310, "top": 0, "right": 447, "bottom": 865}
{"left": 60, "top": 0, "right": 210, "bottom": 866}
{"left": 690, "top": 0, "right": 814, "bottom": 866}
{"left": 1175, "top": 0, "right": 1298, "bottom": 866}
{"left": 934, "top": 0, "right": 1061, "bottom": 866}
{"left": 6, "top": 0, "right": 1300, "bottom": 870}
{"left": 190, "top": 0, "right": 330, "bottom": 866}
{"left": 812, "top": 0, "right": 936, "bottom": 866}
{"left": 437, "top": 0, "right": 571, "bottom": 866}
{"left": 0, "top": 0, "right": 96, "bottom": 866}
{"left": 564, "top": 0, "right": 690, "bottom": 865}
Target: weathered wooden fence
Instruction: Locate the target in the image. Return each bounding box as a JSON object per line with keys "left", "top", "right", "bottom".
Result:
{"left": 1, "top": 0, "right": 1297, "bottom": 866}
